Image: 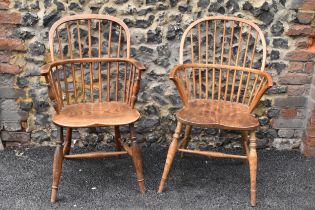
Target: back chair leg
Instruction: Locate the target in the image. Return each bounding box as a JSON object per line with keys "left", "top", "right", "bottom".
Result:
{"left": 129, "top": 124, "right": 145, "bottom": 193}
{"left": 241, "top": 130, "right": 249, "bottom": 164}
{"left": 248, "top": 130, "right": 257, "bottom": 207}
{"left": 63, "top": 128, "right": 72, "bottom": 155}
{"left": 158, "top": 121, "right": 182, "bottom": 193}
{"left": 51, "top": 127, "right": 65, "bottom": 203}
{"left": 114, "top": 126, "right": 123, "bottom": 151}
{"left": 180, "top": 125, "right": 192, "bottom": 158}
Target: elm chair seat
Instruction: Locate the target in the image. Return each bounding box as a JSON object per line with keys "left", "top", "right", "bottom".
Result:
{"left": 53, "top": 102, "right": 140, "bottom": 127}
{"left": 176, "top": 99, "right": 259, "bottom": 130}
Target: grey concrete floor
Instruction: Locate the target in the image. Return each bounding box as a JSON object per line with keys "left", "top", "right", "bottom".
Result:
{"left": 0, "top": 145, "right": 314, "bottom": 210}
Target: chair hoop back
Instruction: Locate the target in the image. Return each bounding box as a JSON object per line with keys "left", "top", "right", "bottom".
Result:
{"left": 179, "top": 16, "right": 267, "bottom": 71}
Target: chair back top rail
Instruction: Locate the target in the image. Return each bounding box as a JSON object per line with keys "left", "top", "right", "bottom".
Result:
{"left": 49, "top": 14, "right": 131, "bottom": 62}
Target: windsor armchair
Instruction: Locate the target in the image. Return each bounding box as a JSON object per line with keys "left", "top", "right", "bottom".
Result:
{"left": 158, "top": 16, "right": 272, "bottom": 206}
{"left": 40, "top": 14, "right": 146, "bottom": 203}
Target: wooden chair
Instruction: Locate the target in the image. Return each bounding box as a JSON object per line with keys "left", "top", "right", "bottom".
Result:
{"left": 158, "top": 16, "right": 272, "bottom": 206}
{"left": 40, "top": 14, "right": 146, "bottom": 203}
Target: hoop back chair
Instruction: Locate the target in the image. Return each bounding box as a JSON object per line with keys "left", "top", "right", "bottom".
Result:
{"left": 158, "top": 16, "right": 272, "bottom": 206}
{"left": 40, "top": 14, "right": 146, "bottom": 203}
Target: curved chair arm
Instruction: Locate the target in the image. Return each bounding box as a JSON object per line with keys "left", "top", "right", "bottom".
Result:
{"left": 40, "top": 57, "right": 146, "bottom": 75}
{"left": 248, "top": 68, "right": 273, "bottom": 113}
{"left": 169, "top": 63, "right": 273, "bottom": 111}
{"left": 40, "top": 58, "right": 146, "bottom": 112}
{"left": 169, "top": 64, "right": 190, "bottom": 106}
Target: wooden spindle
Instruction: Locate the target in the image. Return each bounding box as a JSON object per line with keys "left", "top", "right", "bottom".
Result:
{"left": 242, "top": 72, "right": 251, "bottom": 104}
{"left": 66, "top": 23, "right": 77, "bottom": 101}
{"left": 197, "top": 23, "right": 202, "bottom": 98}
{"left": 249, "top": 32, "right": 259, "bottom": 69}
{"left": 224, "top": 68, "right": 230, "bottom": 101}
{"left": 198, "top": 23, "right": 201, "bottom": 64}
{"left": 126, "top": 63, "right": 133, "bottom": 103}
{"left": 98, "top": 20, "right": 102, "bottom": 102}
{"left": 123, "top": 62, "right": 127, "bottom": 102}
{"left": 190, "top": 30, "right": 196, "bottom": 98}
{"left": 230, "top": 69, "right": 237, "bottom": 102}
{"left": 247, "top": 74, "right": 259, "bottom": 105}
{"left": 249, "top": 77, "right": 265, "bottom": 106}
{"left": 206, "top": 21, "right": 209, "bottom": 64}
{"left": 55, "top": 67, "right": 64, "bottom": 107}
{"left": 218, "top": 20, "right": 226, "bottom": 100}
{"left": 76, "top": 21, "right": 85, "bottom": 102}
{"left": 116, "top": 26, "right": 122, "bottom": 101}
{"left": 237, "top": 26, "right": 252, "bottom": 103}
{"left": 227, "top": 21, "right": 235, "bottom": 66}
{"left": 128, "top": 65, "right": 136, "bottom": 105}
{"left": 56, "top": 28, "right": 69, "bottom": 104}
{"left": 107, "top": 21, "right": 112, "bottom": 101}
{"left": 212, "top": 20, "right": 217, "bottom": 100}
{"left": 236, "top": 70, "right": 244, "bottom": 103}
{"left": 224, "top": 21, "right": 234, "bottom": 101}
{"left": 184, "top": 68, "right": 190, "bottom": 99}
{"left": 88, "top": 19, "right": 93, "bottom": 102}
{"left": 242, "top": 26, "right": 252, "bottom": 68}
{"left": 235, "top": 23, "right": 244, "bottom": 67}
{"left": 50, "top": 70, "right": 63, "bottom": 109}
{"left": 213, "top": 20, "right": 217, "bottom": 64}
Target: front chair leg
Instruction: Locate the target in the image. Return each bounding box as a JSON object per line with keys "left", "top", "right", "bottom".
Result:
{"left": 51, "top": 127, "right": 65, "bottom": 203}
{"left": 129, "top": 124, "right": 145, "bottom": 193}
{"left": 248, "top": 130, "right": 257, "bottom": 207}
{"left": 63, "top": 128, "right": 72, "bottom": 155}
{"left": 158, "top": 121, "right": 182, "bottom": 193}
{"left": 180, "top": 125, "right": 192, "bottom": 158}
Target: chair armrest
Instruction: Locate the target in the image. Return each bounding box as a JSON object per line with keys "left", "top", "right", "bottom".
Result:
{"left": 169, "top": 64, "right": 189, "bottom": 105}
{"left": 40, "top": 63, "right": 53, "bottom": 75}
{"left": 169, "top": 63, "right": 273, "bottom": 109}
{"left": 41, "top": 57, "right": 146, "bottom": 71}
{"left": 127, "top": 58, "right": 146, "bottom": 71}
{"left": 249, "top": 68, "right": 273, "bottom": 112}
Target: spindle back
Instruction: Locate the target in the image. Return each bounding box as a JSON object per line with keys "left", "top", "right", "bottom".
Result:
{"left": 172, "top": 16, "right": 272, "bottom": 112}
{"left": 44, "top": 15, "right": 143, "bottom": 112}
{"left": 179, "top": 16, "right": 267, "bottom": 71}
{"left": 49, "top": 14, "right": 130, "bottom": 62}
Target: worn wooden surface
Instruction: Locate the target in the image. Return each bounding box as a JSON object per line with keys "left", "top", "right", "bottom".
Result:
{"left": 42, "top": 14, "right": 146, "bottom": 203}
{"left": 159, "top": 16, "right": 272, "bottom": 207}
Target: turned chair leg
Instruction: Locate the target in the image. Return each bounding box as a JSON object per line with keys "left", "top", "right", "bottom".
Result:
{"left": 241, "top": 130, "right": 249, "bottom": 164}
{"left": 158, "top": 121, "right": 182, "bottom": 193}
{"left": 51, "top": 127, "right": 65, "bottom": 203}
{"left": 114, "top": 126, "right": 123, "bottom": 151}
{"left": 180, "top": 125, "right": 192, "bottom": 158}
{"left": 129, "top": 124, "right": 145, "bottom": 193}
{"left": 248, "top": 130, "right": 257, "bottom": 207}
{"left": 63, "top": 128, "right": 72, "bottom": 155}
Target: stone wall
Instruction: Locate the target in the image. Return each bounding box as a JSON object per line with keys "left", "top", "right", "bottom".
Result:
{"left": 0, "top": 0, "right": 314, "bottom": 154}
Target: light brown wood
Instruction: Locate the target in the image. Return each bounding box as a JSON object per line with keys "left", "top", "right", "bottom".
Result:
{"left": 178, "top": 149, "right": 247, "bottom": 159}
{"left": 51, "top": 127, "right": 64, "bottom": 203}
{"left": 42, "top": 14, "right": 146, "bottom": 203}
{"left": 158, "top": 121, "right": 182, "bottom": 193}
{"left": 169, "top": 63, "right": 272, "bottom": 110}
{"left": 129, "top": 123, "right": 145, "bottom": 193}
{"left": 176, "top": 99, "right": 259, "bottom": 130}
{"left": 53, "top": 101, "right": 140, "bottom": 128}
{"left": 249, "top": 130, "right": 257, "bottom": 207}
{"left": 64, "top": 151, "right": 128, "bottom": 159}
{"left": 160, "top": 16, "right": 272, "bottom": 207}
